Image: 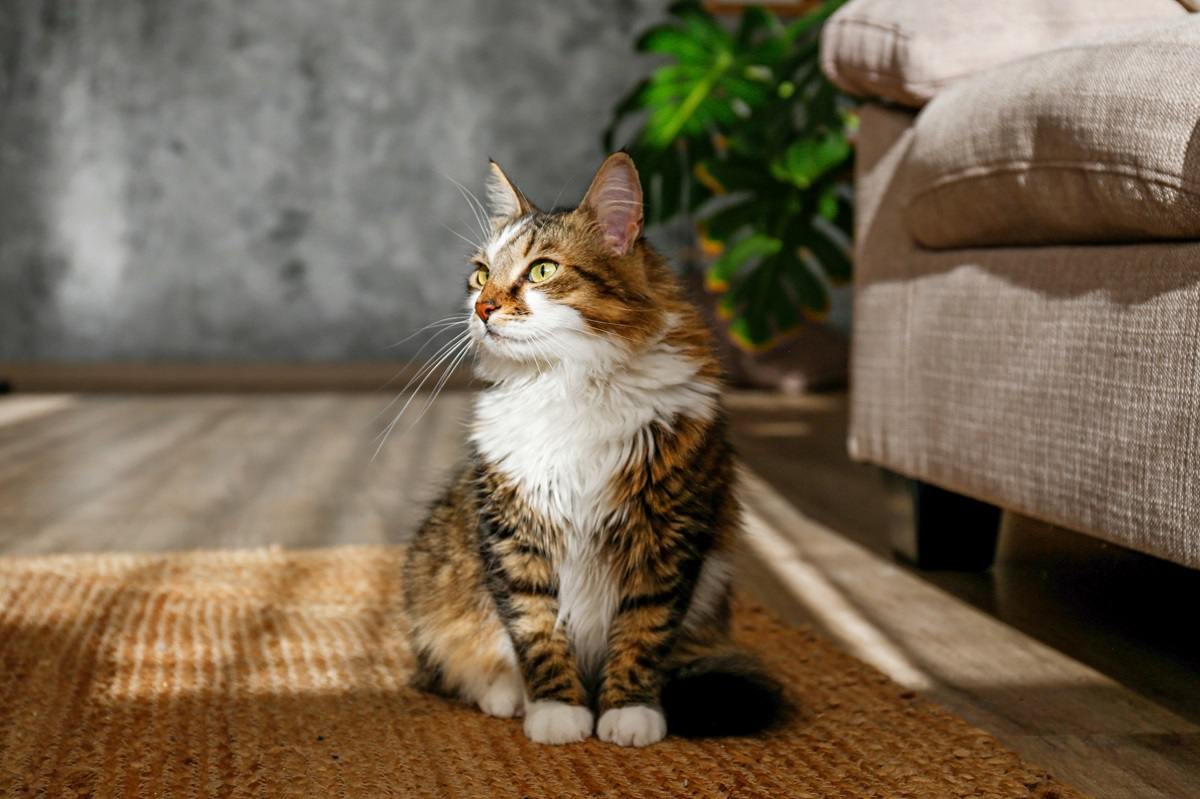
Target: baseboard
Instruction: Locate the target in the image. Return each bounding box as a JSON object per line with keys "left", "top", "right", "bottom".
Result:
{"left": 0, "top": 362, "right": 477, "bottom": 393}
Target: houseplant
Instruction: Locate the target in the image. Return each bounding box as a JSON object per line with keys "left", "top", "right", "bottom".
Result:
{"left": 605, "top": 0, "right": 853, "bottom": 353}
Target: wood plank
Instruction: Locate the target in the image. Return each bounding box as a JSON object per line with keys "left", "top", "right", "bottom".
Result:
{"left": 736, "top": 466, "right": 1200, "bottom": 798}
{"left": 0, "top": 394, "right": 465, "bottom": 555}
{"left": 0, "top": 395, "right": 78, "bottom": 429}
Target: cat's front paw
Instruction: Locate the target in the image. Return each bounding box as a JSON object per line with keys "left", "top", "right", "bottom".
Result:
{"left": 597, "top": 705, "right": 667, "bottom": 747}
{"left": 478, "top": 671, "right": 525, "bottom": 718}
{"left": 523, "top": 701, "right": 593, "bottom": 744}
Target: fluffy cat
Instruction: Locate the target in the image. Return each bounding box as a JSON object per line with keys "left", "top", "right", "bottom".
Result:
{"left": 403, "top": 153, "right": 781, "bottom": 747}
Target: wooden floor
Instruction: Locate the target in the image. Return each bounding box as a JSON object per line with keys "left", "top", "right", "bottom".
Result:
{"left": 1, "top": 391, "right": 1197, "bottom": 797}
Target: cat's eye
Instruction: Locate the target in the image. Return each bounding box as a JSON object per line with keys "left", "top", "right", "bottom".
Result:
{"left": 528, "top": 260, "right": 559, "bottom": 284}
{"left": 470, "top": 267, "right": 489, "bottom": 289}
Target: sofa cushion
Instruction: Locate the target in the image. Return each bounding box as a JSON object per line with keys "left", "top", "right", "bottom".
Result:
{"left": 903, "top": 19, "right": 1200, "bottom": 249}
{"left": 820, "top": 0, "right": 1188, "bottom": 108}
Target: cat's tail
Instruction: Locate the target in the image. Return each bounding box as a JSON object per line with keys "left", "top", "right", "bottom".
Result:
{"left": 660, "top": 645, "right": 786, "bottom": 738}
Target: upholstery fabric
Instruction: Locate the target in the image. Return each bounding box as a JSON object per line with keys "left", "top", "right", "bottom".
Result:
{"left": 905, "top": 19, "right": 1200, "bottom": 249}
{"left": 850, "top": 104, "right": 1200, "bottom": 569}
{"left": 820, "top": 0, "right": 1187, "bottom": 108}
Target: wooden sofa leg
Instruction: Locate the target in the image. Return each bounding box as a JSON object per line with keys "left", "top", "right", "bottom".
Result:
{"left": 894, "top": 480, "right": 1001, "bottom": 571}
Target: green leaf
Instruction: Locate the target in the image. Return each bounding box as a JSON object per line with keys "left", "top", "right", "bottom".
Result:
{"left": 774, "top": 133, "right": 851, "bottom": 189}
{"left": 679, "top": 11, "right": 734, "bottom": 51}
{"left": 641, "top": 50, "right": 735, "bottom": 149}
{"left": 803, "top": 225, "right": 851, "bottom": 285}
{"left": 728, "top": 312, "right": 773, "bottom": 351}
{"left": 721, "top": 74, "right": 771, "bottom": 105}
{"left": 781, "top": 254, "right": 830, "bottom": 314}
{"left": 817, "top": 184, "right": 839, "bottom": 220}
{"left": 706, "top": 233, "right": 782, "bottom": 291}
{"left": 637, "top": 27, "right": 712, "bottom": 64}
{"left": 703, "top": 155, "right": 776, "bottom": 193}
{"left": 701, "top": 199, "right": 761, "bottom": 241}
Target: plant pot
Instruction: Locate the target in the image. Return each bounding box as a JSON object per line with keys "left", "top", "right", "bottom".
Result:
{"left": 681, "top": 266, "right": 848, "bottom": 394}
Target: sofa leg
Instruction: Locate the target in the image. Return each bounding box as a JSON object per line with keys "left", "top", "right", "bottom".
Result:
{"left": 893, "top": 480, "right": 1001, "bottom": 571}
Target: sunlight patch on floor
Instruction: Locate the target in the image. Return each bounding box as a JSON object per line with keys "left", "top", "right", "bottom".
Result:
{"left": 742, "top": 505, "right": 934, "bottom": 691}
{"left": 0, "top": 394, "right": 78, "bottom": 429}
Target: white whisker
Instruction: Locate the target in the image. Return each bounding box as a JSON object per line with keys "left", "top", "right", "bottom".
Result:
{"left": 386, "top": 317, "right": 468, "bottom": 349}
{"left": 407, "top": 337, "right": 474, "bottom": 432}
{"left": 442, "top": 224, "right": 483, "bottom": 251}
{"left": 444, "top": 173, "right": 492, "bottom": 242}
{"left": 370, "top": 332, "right": 472, "bottom": 453}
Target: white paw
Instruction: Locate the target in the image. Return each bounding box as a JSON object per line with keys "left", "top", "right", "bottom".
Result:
{"left": 523, "top": 701, "right": 594, "bottom": 745}
{"left": 597, "top": 705, "right": 667, "bottom": 747}
{"left": 478, "top": 671, "right": 525, "bottom": 719}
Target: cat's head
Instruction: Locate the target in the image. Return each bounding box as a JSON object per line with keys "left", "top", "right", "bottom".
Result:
{"left": 465, "top": 153, "right": 664, "bottom": 375}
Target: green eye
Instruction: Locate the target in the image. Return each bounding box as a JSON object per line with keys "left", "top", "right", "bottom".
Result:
{"left": 528, "top": 260, "right": 559, "bottom": 283}
{"left": 470, "top": 267, "right": 489, "bottom": 289}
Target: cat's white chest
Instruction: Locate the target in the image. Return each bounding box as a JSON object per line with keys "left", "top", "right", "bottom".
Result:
{"left": 473, "top": 381, "right": 639, "bottom": 533}
{"left": 471, "top": 346, "right": 719, "bottom": 673}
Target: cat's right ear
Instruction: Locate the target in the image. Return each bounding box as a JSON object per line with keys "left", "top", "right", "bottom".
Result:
{"left": 486, "top": 160, "right": 536, "bottom": 224}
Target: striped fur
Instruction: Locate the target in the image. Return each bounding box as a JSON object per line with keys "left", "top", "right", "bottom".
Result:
{"left": 404, "top": 154, "right": 780, "bottom": 746}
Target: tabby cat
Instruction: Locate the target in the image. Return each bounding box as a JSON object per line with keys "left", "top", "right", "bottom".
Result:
{"left": 403, "top": 153, "right": 781, "bottom": 746}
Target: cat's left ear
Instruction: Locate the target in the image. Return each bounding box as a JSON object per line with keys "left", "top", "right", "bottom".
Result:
{"left": 580, "top": 152, "right": 643, "bottom": 257}
{"left": 486, "top": 160, "right": 537, "bottom": 224}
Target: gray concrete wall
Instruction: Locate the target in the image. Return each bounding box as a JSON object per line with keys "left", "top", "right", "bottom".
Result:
{"left": 0, "top": 1, "right": 660, "bottom": 361}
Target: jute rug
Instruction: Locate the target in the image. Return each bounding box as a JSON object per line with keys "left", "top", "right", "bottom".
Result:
{"left": 0, "top": 546, "right": 1087, "bottom": 799}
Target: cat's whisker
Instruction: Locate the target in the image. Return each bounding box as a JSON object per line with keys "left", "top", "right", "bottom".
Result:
{"left": 528, "top": 337, "right": 554, "bottom": 379}
{"left": 448, "top": 173, "right": 489, "bottom": 227}
{"left": 371, "top": 332, "right": 473, "bottom": 455}
{"left": 445, "top": 174, "right": 493, "bottom": 242}
{"left": 406, "top": 337, "right": 475, "bottom": 433}
{"left": 587, "top": 317, "right": 653, "bottom": 335}
{"left": 574, "top": 325, "right": 639, "bottom": 346}
{"left": 536, "top": 333, "right": 576, "bottom": 364}
{"left": 386, "top": 317, "right": 468, "bottom": 349}
{"left": 372, "top": 337, "right": 472, "bottom": 461}
{"left": 371, "top": 325, "right": 474, "bottom": 422}
{"left": 549, "top": 180, "right": 570, "bottom": 213}
{"left": 374, "top": 326, "right": 472, "bottom": 416}
{"left": 442, "top": 224, "right": 483, "bottom": 251}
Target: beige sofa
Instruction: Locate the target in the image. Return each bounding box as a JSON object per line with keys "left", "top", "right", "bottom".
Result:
{"left": 821, "top": 0, "right": 1200, "bottom": 569}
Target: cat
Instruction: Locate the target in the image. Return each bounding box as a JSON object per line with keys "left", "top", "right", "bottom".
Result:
{"left": 403, "top": 153, "right": 781, "bottom": 747}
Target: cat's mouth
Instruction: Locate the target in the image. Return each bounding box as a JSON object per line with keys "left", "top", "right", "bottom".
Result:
{"left": 476, "top": 326, "right": 546, "bottom": 362}
{"left": 483, "top": 326, "right": 530, "bottom": 343}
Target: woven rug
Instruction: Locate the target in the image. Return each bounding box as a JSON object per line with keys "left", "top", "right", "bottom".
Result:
{"left": 0, "top": 546, "right": 1088, "bottom": 799}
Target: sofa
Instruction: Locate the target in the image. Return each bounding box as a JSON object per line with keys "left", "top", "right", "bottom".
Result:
{"left": 820, "top": 0, "right": 1200, "bottom": 570}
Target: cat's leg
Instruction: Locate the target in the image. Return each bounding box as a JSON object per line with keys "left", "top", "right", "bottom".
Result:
{"left": 476, "top": 663, "right": 525, "bottom": 719}
{"left": 597, "top": 413, "right": 742, "bottom": 746}
{"left": 407, "top": 578, "right": 526, "bottom": 718}
{"left": 594, "top": 574, "right": 684, "bottom": 747}
{"left": 595, "top": 539, "right": 734, "bottom": 745}
{"left": 477, "top": 521, "right": 592, "bottom": 744}
{"left": 403, "top": 486, "right": 526, "bottom": 719}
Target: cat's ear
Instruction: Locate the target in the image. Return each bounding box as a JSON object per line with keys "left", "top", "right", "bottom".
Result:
{"left": 486, "top": 160, "right": 536, "bottom": 223}
{"left": 579, "top": 152, "right": 643, "bottom": 257}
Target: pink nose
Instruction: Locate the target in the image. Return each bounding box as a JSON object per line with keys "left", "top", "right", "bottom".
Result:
{"left": 475, "top": 301, "right": 497, "bottom": 322}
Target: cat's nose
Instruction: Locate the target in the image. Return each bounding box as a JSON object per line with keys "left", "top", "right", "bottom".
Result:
{"left": 474, "top": 301, "right": 498, "bottom": 322}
